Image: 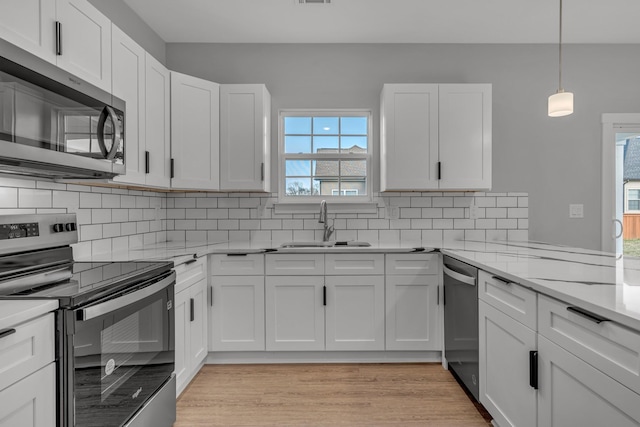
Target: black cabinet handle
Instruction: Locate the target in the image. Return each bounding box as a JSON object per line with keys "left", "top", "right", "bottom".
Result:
{"left": 529, "top": 350, "right": 538, "bottom": 389}
{"left": 190, "top": 298, "right": 195, "bottom": 322}
{"left": 492, "top": 275, "right": 512, "bottom": 285}
{"left": 226, "top": 253, "right": 248, "bottom": 257}
{"left": 261, "top": 162, "right": 265, "bottom": 181}
{"left": 184, "top": 258, "right": 197, "bottom": 265}
{"left": 170, "top": 158, "right": 175, "bottom": 179}
{"left": 437, "top": 286, "right": 440, "bottom": 306}
{"left": 0, "top": 328, "right": 16, "bottom": 340}
{"left": 437, "top": 161, "right": 442, "bottom": 180}
{"left": 55, "top": 21, "right": 62, "bottom": 55}
{"left": 145, "top": 151, "right": 150, "bottom": 174}
{"left": 567, "top": 306, "right": 609, "bottom": 324}
{"left": 323, "top": 285, "right": 327, "bottom": 306}
{"left": 209, "top": 285, "right": 213, "bottom": 307}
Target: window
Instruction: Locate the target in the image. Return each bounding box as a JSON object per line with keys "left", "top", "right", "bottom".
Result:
{"left": 279, "top": 110, "right": 371, "bottom": 202}
{"left": 628, "top": 188, "right": 640, "bottom": 211}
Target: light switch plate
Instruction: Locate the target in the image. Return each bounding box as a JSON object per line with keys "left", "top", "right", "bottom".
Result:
{"left": 569, "top": 204, "right": 584, "bottom": 218}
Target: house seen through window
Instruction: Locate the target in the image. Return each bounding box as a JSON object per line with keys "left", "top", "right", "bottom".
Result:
{"left": 280, "top": 111, "right": 371, "bottom": 201}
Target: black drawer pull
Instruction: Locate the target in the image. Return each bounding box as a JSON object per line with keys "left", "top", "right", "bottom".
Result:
{"left": 567, "top": 306, "right": 609, "bottom": 324}
{"left": 492, "top": 275, "right": 512, "bottom": 285}
{"left": 190, "top": 298, "right": 195, "bottom": 322}
{"left": 323, "top": 285, "right": 327, "bottom": 306}
{"left": 0, "top": 328, "right": 16, "bottom": 340}
{"left": 529, "top": 350, "right": 538, "bottom": 390}
{"left": 184, "top": 258, "right": 197, "bottom": 265}
{"left": 226, "top": 253, "right": 248, "bottom": 257}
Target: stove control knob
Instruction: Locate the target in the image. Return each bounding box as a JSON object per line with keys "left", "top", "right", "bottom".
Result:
{"left": 65, "top": 223, "right": 77, "bottom": 232}
{"left": 53, "top": 223, "right": 65, "bottom": 233}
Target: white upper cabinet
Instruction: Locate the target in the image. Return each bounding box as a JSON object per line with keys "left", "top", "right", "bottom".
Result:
{"left": 0, "top": 0, "right": 56, "bottom": 63}
{"left": 170, "top": 72, "right": 220, "bottom": 190}
{"left": 438, "top": 84, "right": 492, "bottom": 189}
{"left": 0, "top": 0, "right": 112, "bottom": 91}
{"left": 381, "top": 84, "right": 439, "bottom": 191}
{"left": 111, "top": 25, "right": 146, "bottom": 186}
{"left": 144, "top": 53, "right": 171, "bottom": 188}
{"left": 55, "top": 0, "right": 111, "bottom": 92}
{"left": 220, "top": 84, "right": 271, "bottom": 192}
{"left": 380, "top": 83, "right": 492, "bottom": 191}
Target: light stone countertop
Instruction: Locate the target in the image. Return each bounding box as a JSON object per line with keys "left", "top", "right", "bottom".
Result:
{"left": 81, "top": 238, "right": 640, "bottom": 331}
{"left": 0, "top": 300, "right": 58, "bottom": 330}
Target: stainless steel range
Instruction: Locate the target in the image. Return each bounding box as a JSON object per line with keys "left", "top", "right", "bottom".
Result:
{"left": 0, "top": 213, "right": 176, "bottom": 427}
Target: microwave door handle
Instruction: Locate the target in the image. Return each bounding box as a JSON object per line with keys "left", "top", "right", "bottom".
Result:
{"left": 97, "top": 106, "right": 122, "bottom": 161}
{"left": 77, "top": 271, "right": 175, "bottom": 321}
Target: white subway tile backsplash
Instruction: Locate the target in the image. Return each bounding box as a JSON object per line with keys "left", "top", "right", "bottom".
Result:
{"left": 0, "top": 187, "right": 18, "bottom": 208}
{"left": 79, "top": 192, "right": 101, "bottom": 208}
{"left": 19, "top": 189, "right": 52, "bottom": 208}
{"left": 508, "top": 207, "right": 529, "bottom": 218}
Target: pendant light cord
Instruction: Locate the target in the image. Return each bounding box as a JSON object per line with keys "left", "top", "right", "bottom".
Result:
{"left": 558, "top": 0, "right": 563, "bottom": 91}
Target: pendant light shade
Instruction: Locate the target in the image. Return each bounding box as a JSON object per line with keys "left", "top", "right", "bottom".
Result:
{"left": 548, "top": 0, "right": 573, "bottom": 117}
{"left": 548, "top": 90, "right": 573, "bottom": 117}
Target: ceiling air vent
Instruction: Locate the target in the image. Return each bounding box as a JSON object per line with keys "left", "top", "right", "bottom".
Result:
{"left": 297, "top": 0, "right": 332, "bottom": 4}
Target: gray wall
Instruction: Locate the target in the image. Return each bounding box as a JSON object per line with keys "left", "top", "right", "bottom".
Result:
{"left": 88, "top": 0, "right": 166, "bottom": 64}
{"left": 166, "top": 43, "right": 640, "bottom": 250}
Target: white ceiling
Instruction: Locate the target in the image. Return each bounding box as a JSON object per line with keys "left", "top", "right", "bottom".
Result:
{"left": 122, "top": 0, "right": 640, "bottom": 44}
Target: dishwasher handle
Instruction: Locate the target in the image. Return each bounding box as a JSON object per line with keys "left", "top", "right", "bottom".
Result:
{"left": 443, "top": 264, "right": 476, "bottom": 286}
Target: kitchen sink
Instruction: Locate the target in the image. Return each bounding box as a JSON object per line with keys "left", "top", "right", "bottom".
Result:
{"left": 279, "top": 241, "right": 371, "bottom": 248}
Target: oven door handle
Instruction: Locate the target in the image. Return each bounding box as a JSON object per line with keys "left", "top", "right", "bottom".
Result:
{"left": 77, "top": 271, "right": 175, "bottom": 321}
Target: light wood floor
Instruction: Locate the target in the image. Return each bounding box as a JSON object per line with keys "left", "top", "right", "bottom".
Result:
{"left": 176, "top": 363, "right": 493, "bottom": 426}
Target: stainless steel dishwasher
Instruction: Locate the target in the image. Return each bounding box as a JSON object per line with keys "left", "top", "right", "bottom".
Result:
{"left": 443, "top": 256, "right": 479, "bottom": 401}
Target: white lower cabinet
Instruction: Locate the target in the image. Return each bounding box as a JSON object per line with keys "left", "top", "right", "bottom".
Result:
{"left": 0, "top": 364, "right": 55, "bottom": 427}
{"left": 210, "top": 275, "right": 265, "bottom": 351}
{"left": 174, "top": 258, "right": 208, "bottom": 396}
{"left": 537, "top": 335, "right": 640, "bottom": 426}
{"left": 325, "top": 275, "right": 385, "bottom": 351}
{"left": 479, "top": 300, "right": 537, "bottom": 427}
{"left": 265, "top": 275, "right": 325, "bottom": 351}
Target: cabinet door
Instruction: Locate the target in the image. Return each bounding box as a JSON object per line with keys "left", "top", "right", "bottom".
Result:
{"left": 479, "top": 300, "right": 537, "bottom": 427}
{"left": 111, "top": 25, "right": 146, "bottom": 185}
{"left": 144, "top": 53, "right": 170, "bottom": 188}
{"left": 210, "top": 276, "right": 265, "bottom": 351}
{"left": 0, "top": 364, "right": 55, "bottom": 427}
{"left": 538, "top": 335, "right": 640, "bottom": 426}
{"left": 438, "top": 84, "right": 491, "bottom": 190}
{"left": 0, "top": 0, "right": 56, "bottom": 63}
{"left": 220, "top": 84, "right": 270, "bottom": 191}
{"left": 265, "top": 276, "right": 324, "bottom": 351}
{"left": 380, "top": 84, "right": 439, "bottom": 191}
{"left": 55, "top": 0, "right": 111, "bottom": 92}
{"left": 189, "top": 279, "right": 208, "bottom": 369}
{"left": 174, "top": 287, "right": 190, "bottom": 396}
{"left": 170, "top": 72, "right": 220, "bottom": 190}
{"left": 325, "top": 275, "right": 385, "bottom": 351}
{"left": 386, "top": 275, "right": 440, "bottom": 351}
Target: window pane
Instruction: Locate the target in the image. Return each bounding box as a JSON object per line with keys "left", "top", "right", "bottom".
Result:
{"left": 341, "top": 159, "right": 367, "bottom": 177}
{"left": 630, "top": 189, "right": 640, "bottom": 199}
{"left": 285, "top": 178, "right": 313, "bottom": 196}
{"left": 284, "top": 117, "right": 311, "bottom": 134}
{"left": 340, "top": 136, "right": 367, "bottom": 151}
{"left": 285, "top": 136, "right": 311, "bottom": 153}
{"left": 285, "top": 160, "right": 311, "bottom": 176}
{"left": 313, "top": 136, "right": 339, "bottom": 153}
{"left": 341, "top": 117, "right": 367, "bottom": 135}
{"left": 630, "top": 200, "right": 640, "bottom": 210}
{"left": 314, "top": 160, "right": 338, "bottom": 178}
{"left": 313, "top": 117, "right": 339, "bottom": 135}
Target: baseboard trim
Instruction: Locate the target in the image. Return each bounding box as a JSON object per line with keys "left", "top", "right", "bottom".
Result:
{"left": 205, "top": 351, "right": 442, "bottom": 364}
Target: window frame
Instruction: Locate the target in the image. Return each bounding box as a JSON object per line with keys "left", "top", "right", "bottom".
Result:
{"left": 278, "top": 109, "right": 373, "bottom": 204}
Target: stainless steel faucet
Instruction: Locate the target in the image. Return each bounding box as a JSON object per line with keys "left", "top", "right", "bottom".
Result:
{"left": 318, "top": 200, "right": 335, "bottom": 242}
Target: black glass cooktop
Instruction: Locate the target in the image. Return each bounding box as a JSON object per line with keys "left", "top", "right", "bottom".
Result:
{"left": 0, "top": 260, "right": 173, "bottom": 308}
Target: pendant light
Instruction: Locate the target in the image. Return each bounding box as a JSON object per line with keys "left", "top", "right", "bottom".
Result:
{"left": 548, "top": 0, "right": 574, "bottom": 117}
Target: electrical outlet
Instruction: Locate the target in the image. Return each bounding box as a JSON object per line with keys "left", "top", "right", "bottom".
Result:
{"left": 469, "top": 204, "right": 481, "bottom": 220}
{"left": 569, "top": 204, "right": 584, "bottom": 218}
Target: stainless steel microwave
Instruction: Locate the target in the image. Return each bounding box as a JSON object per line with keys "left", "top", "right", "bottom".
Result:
{"left": 0, "top": 38, "right": 125, "bottom": 179}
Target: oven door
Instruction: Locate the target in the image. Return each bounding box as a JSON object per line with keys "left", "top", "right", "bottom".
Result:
{"left": 63, "top": 271, "right": 175, "bottom": 427}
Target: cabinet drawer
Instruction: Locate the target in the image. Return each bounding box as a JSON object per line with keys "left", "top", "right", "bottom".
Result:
{"left": 478, "top": 270, "right": 536, "bottom": 330}
{"left": 174, "top": 257, "right": 207, "bottom": 293}
{"left": 539, "top": 294, "right": 640, "bottom": 395}
{"left": 325, "top": 254, "right": 384, "bottom": 275}
{"left": 0, "top": 363, "right": 55, "bottom": 427}
{"left": 0, "top": 313, "right": 54, "bottom": 392}
{"left": 386, "top": 253, "right": 439, "bottom": 275}
{"left": 210, "top": 254, "right": 264, "bottom": 276}
{"left": 265, "top": 254, "right": 324, "bottom": 276}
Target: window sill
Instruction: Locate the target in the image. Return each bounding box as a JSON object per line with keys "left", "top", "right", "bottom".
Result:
{"left": 273, "top": 200, "right": 382, "bottom": 215}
